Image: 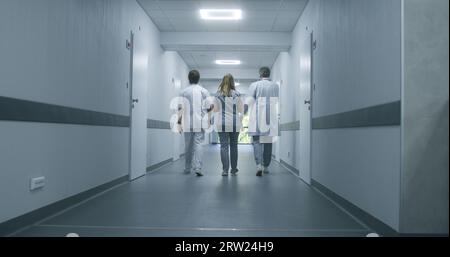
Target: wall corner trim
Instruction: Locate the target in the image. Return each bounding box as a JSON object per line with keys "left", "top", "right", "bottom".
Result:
{"left": 280, "top": 159, "right": 300, "bottom": 177}
{"left": 146, "top": 158, "right": 174, "bottom": 172}
{"left": 311, "top": 179, "right": 399, "bottom": 236}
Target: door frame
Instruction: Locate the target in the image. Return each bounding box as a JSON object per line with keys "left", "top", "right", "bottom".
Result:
{"left": 172, "top": 78, "right": 181, "bottom": 161}
{"left": 308, "top": 30, "right": 314, "bottom": 185}
{"left": 275, "top": 80, "right": 282, "bottom": 162}
{"left": 128, "top": 30, "right": 135, "bottom": 181}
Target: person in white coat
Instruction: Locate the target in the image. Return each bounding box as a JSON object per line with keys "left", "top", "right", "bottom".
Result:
{"left": 247, "top": 67, "right": 280, "bottom": 177}
{"left": 178, "top": 70, "right": 213, "bottom": 177}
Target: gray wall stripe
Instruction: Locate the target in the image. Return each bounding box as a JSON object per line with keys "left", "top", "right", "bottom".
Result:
{"left": 0, "top": 96, "right": 130, "bottom": 127}
{"left": 312, "top": 101, "right": 401, "bottom": 129}
{"left": 147, "top": 119, "right": 171, "bottom": 129}
{"left": 0, "top": 175, "right": 128, "bottom": 236}
{"left": 280, "top": 121, "right": 300, "bottom": 131}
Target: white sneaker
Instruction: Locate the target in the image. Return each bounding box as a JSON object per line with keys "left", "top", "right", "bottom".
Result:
{"left": 263, "top": 166, "right": 269, "bottom": 174}
{"left": 256, "top": 165, "right": 263, "bottom": 176}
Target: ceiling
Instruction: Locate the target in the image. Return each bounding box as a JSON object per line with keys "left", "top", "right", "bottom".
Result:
{"left": 179, "top": 51, "right": 279, "bottom": 69}
{"left": 138, "top": 0, "right": 308, "bottom": 32}
{"left": 137, "top": 0, "right": 308, "bottom": 78}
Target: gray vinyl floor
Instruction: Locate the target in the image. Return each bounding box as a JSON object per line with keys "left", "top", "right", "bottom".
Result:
{"left": 13, "top": 145, "right": 372, "bottom": 237}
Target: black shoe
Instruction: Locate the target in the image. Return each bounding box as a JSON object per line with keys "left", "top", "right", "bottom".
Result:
{"left": 195, "top": 171, "right": 204, "bottom": 177}
{"left": 256, "top": 170, "right": 263, "bottom": 177}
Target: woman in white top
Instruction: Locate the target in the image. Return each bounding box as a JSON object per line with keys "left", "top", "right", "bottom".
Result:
{"left": 213, "top": 74, "right": 244, "bottom": 176}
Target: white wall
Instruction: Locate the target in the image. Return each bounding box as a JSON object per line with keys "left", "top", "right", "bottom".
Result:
{"left": 311, "top": 0, "right": 402, "bottom": 231}
{"left": 271, "top": 52, "right": 294, "bottom": 165}
{"left": 274, "top": 0, "right": 403, "bottom": 230}
{"left": 0, "top": 0, "right": 188, "bottom": 224}
{"left": 147, "top": 50, "right": 189, "bottom": 167}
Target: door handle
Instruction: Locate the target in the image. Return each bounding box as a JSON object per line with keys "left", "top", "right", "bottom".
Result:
{"left": 304, "top": 100, "right": 311, "bottom": 105}
{"left": 132, "top": 99, "right": 139, "bottom": 103}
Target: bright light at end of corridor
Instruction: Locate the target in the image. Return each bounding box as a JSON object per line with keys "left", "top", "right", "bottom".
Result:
{"left": 200, "top": 9, "right": 242, "bottom": 20}
{"left": 215, "top": 60, "right": 241, "bottom": 65}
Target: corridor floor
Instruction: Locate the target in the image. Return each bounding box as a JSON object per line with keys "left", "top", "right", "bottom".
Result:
{"left": 13, "top": 145, "right": 372, "bottom": 237}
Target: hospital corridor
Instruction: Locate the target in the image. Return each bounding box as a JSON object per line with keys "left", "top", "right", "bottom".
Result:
{"left": 0, "top": 0, "right": 448, "bottom": 239}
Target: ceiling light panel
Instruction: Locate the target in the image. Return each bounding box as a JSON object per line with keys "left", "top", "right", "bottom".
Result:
{"left": 200, "top": 9, "right": 242, "bottom": 20}
{"left": 215, "top": 60, "right": 241, "bottom": 65}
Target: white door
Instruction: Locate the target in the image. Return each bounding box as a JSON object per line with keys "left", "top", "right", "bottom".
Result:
{"left": 299, "top": 31, "right": 313, "bottom": 184}
{"left": 172, "top": 78, "right": 181, "bottom": 161}
{"left": 275, "top": 80, "right": 282, "bottom": 162}
{"left": 129, "top": 30, "right": 148, "bottom": 181}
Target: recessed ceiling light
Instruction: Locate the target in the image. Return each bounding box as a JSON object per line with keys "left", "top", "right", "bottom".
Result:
{"left": 200, "top": 9, "right": 242, "bottom": 20}
{"left": 215, "top": 60, "right": 241, "bottom": 65}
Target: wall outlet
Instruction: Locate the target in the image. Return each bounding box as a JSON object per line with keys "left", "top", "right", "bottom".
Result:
{"left": 288, "top": 152, "right": 291, "bottom": 158}
{"left": 30, "top": 177, "right": 45, "bottom": 191}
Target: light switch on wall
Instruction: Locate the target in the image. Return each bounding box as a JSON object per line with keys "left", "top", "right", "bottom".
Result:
{"left": 30, "top": 177, "right": 45, "bottom": 191}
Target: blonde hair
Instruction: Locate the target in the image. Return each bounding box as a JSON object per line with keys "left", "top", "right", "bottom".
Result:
{"left": 218, "top": 74, "right": 236, "bottom": 96}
